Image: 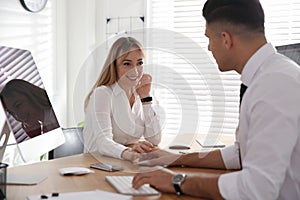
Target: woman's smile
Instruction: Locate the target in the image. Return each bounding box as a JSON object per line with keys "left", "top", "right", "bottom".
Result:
{"left": 126, "top": 75, "right": 139, "bottom": 81}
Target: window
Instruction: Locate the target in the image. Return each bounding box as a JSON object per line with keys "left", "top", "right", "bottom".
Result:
{"left": 0, "top": 1, "right": 58, "bottom": 92}
{"left": 147, "top": 0, "right": 300, "bottom": 136}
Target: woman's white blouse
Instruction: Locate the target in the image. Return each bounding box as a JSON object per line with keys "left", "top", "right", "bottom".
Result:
{"left": 83, "top": 83, "right": 161, "bottom": 159}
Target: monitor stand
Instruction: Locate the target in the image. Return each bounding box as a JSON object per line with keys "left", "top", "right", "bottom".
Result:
{"left": 1, "top": 121, "right": 48, "bottom": 185}
{"left": 0, "top": 121, "right": 10, "bottom": 162}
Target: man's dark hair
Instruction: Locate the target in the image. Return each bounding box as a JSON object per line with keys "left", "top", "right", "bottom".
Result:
{"left": 203, "top": 0, "right": 265, "bottom": 33}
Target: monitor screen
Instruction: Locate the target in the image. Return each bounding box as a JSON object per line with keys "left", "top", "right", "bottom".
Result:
{"left": 0, "top": 45, "right": 65, "bottom": 162}
{"left": 276, "top": 43, "right": 300, "bottom": 65}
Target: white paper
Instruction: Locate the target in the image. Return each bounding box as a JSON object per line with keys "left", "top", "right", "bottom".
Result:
{"left": 7, "top": 173, "right": 47, "bottom": 185}
{"left": 26, "top": 189, "right": 131, "bottom": 200}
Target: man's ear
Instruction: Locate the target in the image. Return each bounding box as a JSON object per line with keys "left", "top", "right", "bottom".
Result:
{"left": 221, "top": 31, "right": 233, "bottom": 50}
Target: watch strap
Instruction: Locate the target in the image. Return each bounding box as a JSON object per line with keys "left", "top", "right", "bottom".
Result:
{"left": 141, "top": 96, "right": 152, "bottom": 102}
{"left": 174, "top": 183, "right": 183, "bottom": 195}
{"left": 173, "top": 174, "right": 186, "bottom": 195}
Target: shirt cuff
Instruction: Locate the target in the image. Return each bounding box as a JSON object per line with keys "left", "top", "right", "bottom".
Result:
{"left": 142, "top": 104, "right": 152, "bottom": 108}
{"left": 220, "top": 142, "right": 241, "bottom": 169}
{"left": 218, "top": 172, "right": 240, "bottom": 200}
{"left": 116, "top": 145, "right": 128, "bottom": 159}
{"left": 142, "top": 104, "right": 156, "bottom": 118}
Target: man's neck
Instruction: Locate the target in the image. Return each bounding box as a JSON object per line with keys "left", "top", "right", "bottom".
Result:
{"left": 235, "top": 37, "right": 267, "bottom": 74}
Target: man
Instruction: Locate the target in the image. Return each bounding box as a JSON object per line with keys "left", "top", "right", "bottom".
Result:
{"left": 132, "top": 0, "right": 300, "bottom": 199}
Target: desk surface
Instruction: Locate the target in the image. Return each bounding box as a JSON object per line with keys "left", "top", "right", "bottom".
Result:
{"left": 7, "top": 134, "right": 234, "bottom": 200}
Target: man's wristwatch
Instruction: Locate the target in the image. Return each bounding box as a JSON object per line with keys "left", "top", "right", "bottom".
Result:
{"left": 172, "top": 173, "right": 186, "bottom": 195}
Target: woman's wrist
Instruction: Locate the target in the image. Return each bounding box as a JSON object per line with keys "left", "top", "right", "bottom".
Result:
{"left": 139, "top": 94, "right": 150, "bottom": 98}
{"left": 121, "top": 148, "right": 140, "bottom": 162}
{"left": 142, "top": 102, "right": 152, "bottom": 105}
{"left": 121, "top": 148, "right": 130, "bottom": 160}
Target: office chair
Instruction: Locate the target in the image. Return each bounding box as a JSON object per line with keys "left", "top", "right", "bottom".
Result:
{"left": 49, "top": 127, "right": 84, "bottom": 159}
{"left": 276, "top": 43, "right": 300, "bottom": 65}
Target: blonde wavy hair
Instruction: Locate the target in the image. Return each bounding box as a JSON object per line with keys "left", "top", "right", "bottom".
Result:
{"left": 84, "top": 37, "right": 145, "bottom": 110}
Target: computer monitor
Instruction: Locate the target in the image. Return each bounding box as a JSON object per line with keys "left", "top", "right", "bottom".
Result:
{"left": 0, "top": 45, "right": 65, "bottom": 162}
{"left": 276, "top": 43, "right": 300, "bottom": 65}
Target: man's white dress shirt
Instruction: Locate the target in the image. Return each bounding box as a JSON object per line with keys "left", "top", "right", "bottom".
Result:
{"left": 83, "top": 83, "right": 161, "bottom": 159}
{"left": 219, "top": 43, "right": 300, "bottom": 199}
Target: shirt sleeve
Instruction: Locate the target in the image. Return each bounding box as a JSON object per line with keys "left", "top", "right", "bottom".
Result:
{"left": 87, "top": 87, "right": 128, "bottom": 159}
{"left": 218, "top": 74, "right": 300, "bottom": 200}
{"left": 220, "top": 142, "right": 241, "bottom": 169}
{"left": 142, "top": 104, "right": 162, "bottom": 145}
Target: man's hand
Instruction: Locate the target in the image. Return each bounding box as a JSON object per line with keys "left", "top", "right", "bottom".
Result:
{"left": 137, "top": 149, "right": 182, "bottom": 167}
{"left": 132, "top": 166, "right": 176, "bottom": 193}
{"left": 133, "top": 166, "right": 223, "bottom": 199}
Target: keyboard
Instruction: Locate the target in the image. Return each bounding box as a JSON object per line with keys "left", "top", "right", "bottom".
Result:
{"left": 105, "top": 176, "right": 160, "bottom": 195}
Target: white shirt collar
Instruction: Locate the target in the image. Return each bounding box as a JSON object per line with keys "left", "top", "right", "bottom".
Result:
{"left": 110, "top": 82, "right": 124, "bottom": 96}
{"left": 241, "top": 43, "right": 277, "bottom": 86}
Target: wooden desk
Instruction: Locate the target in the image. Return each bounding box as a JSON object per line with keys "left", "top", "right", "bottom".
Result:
{"left": 159, "top": 133, "right": 235, "bottom": 152}
{"left": 7, "top": 151, "right": 232, "bottom": 200}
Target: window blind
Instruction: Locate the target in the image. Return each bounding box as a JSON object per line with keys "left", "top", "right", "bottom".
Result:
{"left": 261, "top": 0, "right": 300, "bottom": 45}
{"left": 147, "top": 0, "right": 300, "bottom": 136}
{"left": 0, "top": 0, "right": 57, "bottom": 96}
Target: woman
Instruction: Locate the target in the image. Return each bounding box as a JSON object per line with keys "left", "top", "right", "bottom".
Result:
{"left": 83, "top": 37, "right": 161, "bottom": 161}
{"left": 0, "top": 79, "right": 60, "bottom": 139}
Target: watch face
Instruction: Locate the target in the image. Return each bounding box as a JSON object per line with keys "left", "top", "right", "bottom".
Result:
{"left": 173, "top": 174, "right": 186, "bottom": 183}
{"left": 20, "top": 0, "right": 48, "bottom": 13}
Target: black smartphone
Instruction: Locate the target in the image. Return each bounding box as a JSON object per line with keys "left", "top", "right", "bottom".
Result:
{"left": 90, "top": 162, "right": 123, "bottom": 172}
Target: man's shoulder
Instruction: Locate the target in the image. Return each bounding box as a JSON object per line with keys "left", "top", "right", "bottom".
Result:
{"left": 262, "top": 53, "right": 300, "bottom": 78}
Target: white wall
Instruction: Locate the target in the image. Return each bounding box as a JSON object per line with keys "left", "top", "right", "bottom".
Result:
{"left": 66, "top": 0, "right": 146, "bottom": 127}
{"left": 53, "top": 0, "right": 68, "bottom": 127}
{"left": 65, "top": 0, "right": 96, "bottom": 126}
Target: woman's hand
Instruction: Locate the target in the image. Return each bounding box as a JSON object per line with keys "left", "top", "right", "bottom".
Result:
{"left": 136, "top": 74, "right": 152, "bottom": 99}
{"left": 130, "top": 141, "right": 158, "bottom": 153}
{"left": 121, "top": 148, "right": 141, "bottom": 162}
